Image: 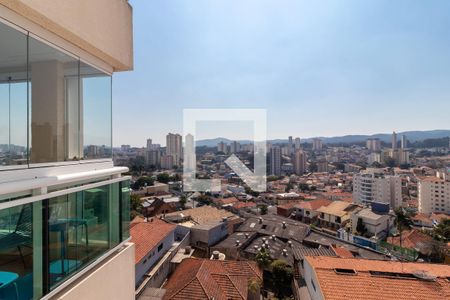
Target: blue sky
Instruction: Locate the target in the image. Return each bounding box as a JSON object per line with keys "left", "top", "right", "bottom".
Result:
{"left": 113, "top": 0, "right": 450, "bottom": 146}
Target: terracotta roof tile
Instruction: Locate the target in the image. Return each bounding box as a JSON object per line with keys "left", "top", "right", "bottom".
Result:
{"left": 164, "top": 258, "right": 262, "bottom": 300}
{"left": 305, "top": 256, "right": 450, "bottom": 300}
{"left": 130, "top": 218, "right": 176, "bottom": 264}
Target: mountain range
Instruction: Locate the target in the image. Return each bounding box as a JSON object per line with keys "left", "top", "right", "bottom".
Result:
{"left": 195, "top": 130, "right": 450, "bottom": 147}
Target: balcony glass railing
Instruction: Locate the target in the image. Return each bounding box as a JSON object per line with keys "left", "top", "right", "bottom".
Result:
{"left": 0, "top": 19, "right": 112, "bottom": 169}
{"left": 0, "top": 180, "right": 130, "bottom": 299}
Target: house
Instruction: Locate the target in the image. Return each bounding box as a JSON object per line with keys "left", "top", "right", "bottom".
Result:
{"left": 316, "top": 201, "right": 360, "bottom": 230}
{"left": 190, "top": 220, "right": 229, "bottom": 250}
{"left": 387, "top": 229, "right": 434, "bottom": 255}
{"left": 163, "top": 206, "right": 242, "bottom": 234}
{"left": 212, "top": 196, "right": 239, "bottom": 207}
{"left": 293, "top": 199, "right": 332, "bottom": 223}
{"left": 238, "top": 215, "right": 310, "bottom": 243}
{"left": 303, "top": 256, "right": 450, "bottom": 300}
{"left": 163, "top": 258, "right": 262, "bottom": 300}
{"left": 277, "top": 202, "right": 298, "bottom": 217}
{"left": 142, "top": 197, "right": 180, "bottom": 217}
{"left": 231, "top": 201, "right": 257, "bottom": 214}
{"left": 131, "top": 218, "right": 177, "bottom": 288}
{"left": 350, "top": 207, "right": 395, "bottom": 238}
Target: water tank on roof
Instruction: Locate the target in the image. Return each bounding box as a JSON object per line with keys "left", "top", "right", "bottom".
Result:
{"left": 371, "top": 202, "right": 390, "bottom": 214}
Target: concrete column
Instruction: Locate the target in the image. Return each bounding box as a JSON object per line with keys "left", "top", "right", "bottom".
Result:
{"left": 31, "top": 60, "right": 65, "bottom": 163}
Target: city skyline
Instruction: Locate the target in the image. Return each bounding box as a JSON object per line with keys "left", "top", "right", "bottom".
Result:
{"left": 114, "top": 0, "right": 450, "bottom": 146}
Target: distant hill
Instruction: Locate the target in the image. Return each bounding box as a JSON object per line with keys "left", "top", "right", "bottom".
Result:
{"left": 195, "top": 130, "right": 450, "bottom": 146}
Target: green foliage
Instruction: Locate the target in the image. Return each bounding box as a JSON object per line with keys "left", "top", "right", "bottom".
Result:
{"left": 259, "top": 204, "right": 268, "bottom": 215}
{"left": 255, "top": 247, "right": 272, "bottom": 268}
{"left": 270, "top": 260, "right": 293, "bottom": 298}
{"left": 130, "top": 194, "right": 143, "bottom": 219}
{"left": 179, "top": 195, "right": 187, "bottom": 209}
{"left": 433, "top": 218, "right": 450, "bottom": 242}
{"left": 356, "top": 217, "right": 367, "bottom": 235}
{"left": 132, "top": 176, "right": 154, "bottom": 190}
{"left": 157, "top": 172, "right": 170, "bottom": 183}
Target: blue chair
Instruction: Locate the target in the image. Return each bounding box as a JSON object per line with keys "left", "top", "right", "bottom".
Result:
{"left": 0, "top": 205, "right": 32, "bottom": 267}
{"left": 0, "top": 271, "right": 19, "bottom": 300}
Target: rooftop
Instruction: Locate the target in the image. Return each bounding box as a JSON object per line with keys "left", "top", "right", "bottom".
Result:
{"left": 316, "top": 201, "right": 357, "bottom": 217}
{"left": 130, "top": 218, "right": 176, "bottom": 264}
{"left": 237, "top": 215, "right": 310, "bottom": 242}
{"left": 305, "top": 256, "right": 450, "bottom": 300}
{"left": 163, "top": 258, "right": 262, "bottom": 300}
{"left": 164, "top": 206, "right": 238, "bottom": 226}
{"left": 295, "top": 199, "right": 332, "bottom": 211}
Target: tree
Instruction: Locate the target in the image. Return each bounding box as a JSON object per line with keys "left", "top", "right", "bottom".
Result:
{"left": 433, "top": 218, "right": 450, "bottom": 242}
{"left": 356, "top": 217, "right": 367, "bottom": 236}
{"left": 130, "top": 194, "right": 143, "bottom": 219}
{"left": 132, "top": 176, "right": 154, "bottom": 190}
{"left": 179, "top": 195, "right": 187, "bottom": 210}
{"left": 255, "top": 247, "right": 272, "bottom": 269}
{"left": 247, "top": 277, "right": 262, "bottom": 299}
{"left": 259, "top": 204, "right": 268, "bottom": 215}
{"left": 309, "top": 162, "right": 318, "bottom": 172}
{"left": 270, "top": 260, "right": 293, "bottom": 299}
{"left": 157, "top": 172, "right": 170, "bottom": 183}
{"left": 394, "top": 208, "right": 413, "bottom": 248}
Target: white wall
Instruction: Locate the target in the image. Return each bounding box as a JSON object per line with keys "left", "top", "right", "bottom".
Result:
{"left": 303, "top": 259, "right": 324, "bottom": 300}
{"left": 135, "top": 229, "right": 175, "bottom": 287}
{"left": 54, "top": 243, "right": 135, "bottom": 300}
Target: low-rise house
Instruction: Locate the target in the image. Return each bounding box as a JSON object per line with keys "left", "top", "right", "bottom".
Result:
{"left": 142, "top": 197, "right": 180, "bottom": 217}
{"left": 303, "top": 256, "right": 450, "bottom": 300}
{"left": 163, "top": 258, "right": 262, "bottom": 300}
{"left": 350, "top": 207, "right": 395, "bottom": 238}
{"left": 293, "top": 199, "right": 332, "bottom": 223}
{"left": 316, "top": 201, "right": 360, "bottom": 230}
{"left": 212, "top": 196, "right": 239, "bottom": 207}
{"left": 231, "top": 201, "right": 257, "bottom": 214}
{"left": 238, "top": 215, "right": 310, "bottom": 243}
{"left": 277, "top": 202, "right": 297, "bottom": 217}
{"left": 211, "top": 232, "right": 258, "bottom": 259}
{"left": 190, "top": 220, "right": 229, "bottom": 250}
{"left": 387, "top": 229, "right": 434, "bottom": 255}
{"left": 131, "top": 218, "right": 177, "bottom": 288}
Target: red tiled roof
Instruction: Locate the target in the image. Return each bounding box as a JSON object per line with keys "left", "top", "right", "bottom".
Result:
{"left": 295, "top": 199, "right": 332, "bottom": 210}
{"left": 214, "top": 197, "right": 239, "bottom": 205}
{"left": 164, "top": 258, "right": 262, "bottom": 300}
{"left": 331, "top": 246, "right": 354, "bottom": 258}
{"left": 305, "top": 256, "right": 450, "bottom": 300}
{"left": 233, "top": 201, "right": 256, "bottom": 209}
{"left": 130, "top": 218, "right": 176, "bottom": 264}
{"left": 387, "top": 230, "right": 433, "bottom": 250}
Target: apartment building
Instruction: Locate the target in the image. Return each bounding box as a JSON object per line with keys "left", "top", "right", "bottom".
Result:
{"left": 0, "top": 1, "right": 134, "bottom": 299}
{"left": 418, "top": 170, "right": 450, "bottom": 214}
{"left": 166, "top": 133, "right": 182, "bottom": 167}
{"left": 353, "top": 169, "right": 402, "bottom": 208}
{"left": 270, "top": 146, "right": 281, "bottom": 176}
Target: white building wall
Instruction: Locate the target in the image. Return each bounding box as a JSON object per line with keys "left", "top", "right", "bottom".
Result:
{"left": 54, "top": 243, "right": 135, "bottom": 300}
{"left": 303, "top": 259, "right": 325, "bottom": 300}
{"left": 135, "top": 229, "right": 175, "bottom": 287}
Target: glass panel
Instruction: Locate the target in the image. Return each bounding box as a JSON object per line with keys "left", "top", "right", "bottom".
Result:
{"left": 0, "top": 22, "right": 28, "bottom": 168}
{"left": 120, "top": 180, "right": 131, "bottom": 240}
{"left": 28, "top": 36, "right": 80, "bottom": 164}
{"left": 47, "top": 185, "right": 111, "bottom": 290}
{"left": 0, "top": 204, "right": 35, "bottom": 300}
{"left": 80, "top": 62, "right": 112, "bottom": 159}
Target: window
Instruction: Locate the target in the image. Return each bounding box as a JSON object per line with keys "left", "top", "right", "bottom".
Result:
{"left": 158, "top": 243, "right": 164, "bottom": 252}
{"left": 0, "top": 180, "right": 130, "bottom": 298}
{"left": 0, "top": 20, "right": 113, "bottom": 170}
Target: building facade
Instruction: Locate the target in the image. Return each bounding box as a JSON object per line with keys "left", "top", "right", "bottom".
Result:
{"left": 0, "top": 1, "right": 134, "bottom": 299}
{"left": 418, "top": 170, "right": 450, "bottom": 215}
{"left": 353, "top": 169, "right": 402, "bottom": 208}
